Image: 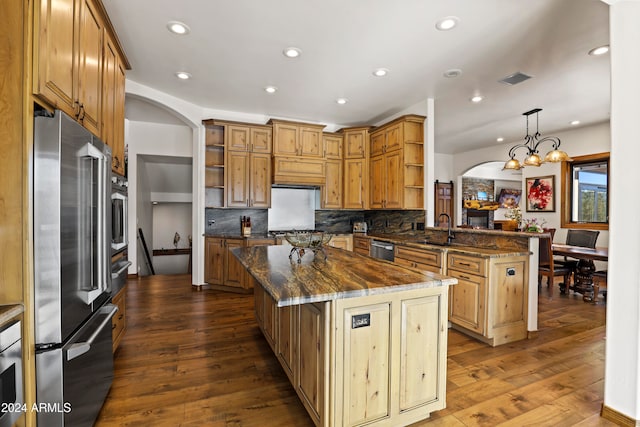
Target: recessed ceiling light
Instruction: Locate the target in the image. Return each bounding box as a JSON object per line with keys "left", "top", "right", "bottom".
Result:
{"left": 373, "top": 68, "right": 389, "bottom": 77}
{"left": 336, "top": 98, "right": 348, "bottom": 105}
{"left": 283, "top": 47, "right": 302, "bottom": 58}
{"left": 435, "top": 16, "right": 459, "bottom": 31}
{"left": 175, "top": 71, "right": 191, "bottom": 80}
{"left": 497, "top": 137, "right": 504, "bottom": 142}
{"left": 588, "top": 45, "right": 609, "bottom": 56}
{"left": 443, "top": 68, "right": 462, "bottom": 78}
{"left": 470, "top": 95, "right": 483, "bottom": 103}
{"left": 570, "top": 120, "right": 581, "bottom": 125}
{"left": 264, "top": 86, "right": 277, "bottom": 94}
{"left": 167, "top": 21, "right": 190, "bottom": 35}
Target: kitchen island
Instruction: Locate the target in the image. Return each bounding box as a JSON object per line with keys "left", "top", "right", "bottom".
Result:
{"left": 233, "top": 245, "right": 457, "bottom": 427}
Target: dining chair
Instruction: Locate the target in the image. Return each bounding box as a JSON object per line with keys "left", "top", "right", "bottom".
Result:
{"left": 554, "top": 229, "right": 601, "bottom": 282}
{"left": 538, "top": 231, "right": 572, "bottom": 298}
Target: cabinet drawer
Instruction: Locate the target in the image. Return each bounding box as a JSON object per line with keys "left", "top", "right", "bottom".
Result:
{"left": 395, "top": 246, "right": 441, "bottom": 268}
{"left": 272, "top": 156, "right": 325, "bottom": 186}
{"left": 111, "top": 288, "right": 126, "bottom": 351}
{"left": 447, "top": 253, "right": 487, "bottom": 277}
{"left": 353, "top": 236, "right": 370, "bottom": 251}
{"left": 395, "top": 257, "right": 442, "bottom": 275}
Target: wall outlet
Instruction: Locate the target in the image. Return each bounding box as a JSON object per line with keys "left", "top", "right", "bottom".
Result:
{"left": 506, "top": 267, "right": 516, "bottom": 276}
{"left": 416, "top": 222, "right": 425, "bottom": 230}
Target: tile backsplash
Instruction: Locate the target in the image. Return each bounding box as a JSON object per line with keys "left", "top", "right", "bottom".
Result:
{"left": 205, "top": 209, "right": 268, "bottom": 234}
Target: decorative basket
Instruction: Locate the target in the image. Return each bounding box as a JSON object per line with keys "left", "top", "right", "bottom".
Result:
{"left": 285, "top": 231, "right": 332, "bottom": 263}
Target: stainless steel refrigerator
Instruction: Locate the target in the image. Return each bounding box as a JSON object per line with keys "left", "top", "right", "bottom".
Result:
{"left": 34, "top": 110, "right": 118, "bottom": 427}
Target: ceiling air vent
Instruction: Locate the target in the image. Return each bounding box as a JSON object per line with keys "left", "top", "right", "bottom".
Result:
{"left": 498, "top": 72, "right": 532, "bottom": 86}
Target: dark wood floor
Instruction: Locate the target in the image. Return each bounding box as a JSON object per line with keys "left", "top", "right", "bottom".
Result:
{"left": 96, "top": 275, "right": 614, "bottom": 427}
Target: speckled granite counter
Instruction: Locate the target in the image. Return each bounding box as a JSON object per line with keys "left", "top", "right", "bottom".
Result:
{"left": 233, "top": 245, "right": 456, "bottom": 307}
{"left": 0, "top": 304, "right": 23, "bottom": 326}
{"left": 362, "top": 233, "right": 531, "bottom": 258}
{"left": 204, "top": 232, "right": 273, "bottom": 240}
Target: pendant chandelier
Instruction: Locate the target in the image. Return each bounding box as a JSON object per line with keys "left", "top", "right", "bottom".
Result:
{"left": 503, "top": 108, "right": 572, "bottom": 170}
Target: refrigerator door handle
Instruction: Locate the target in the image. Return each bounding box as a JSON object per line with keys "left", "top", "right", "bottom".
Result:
{"left": 66, "top": 304, "right": 118, "bottom": 361}
{"left": 77, "top": 142, "right": 109, "bottom": 305}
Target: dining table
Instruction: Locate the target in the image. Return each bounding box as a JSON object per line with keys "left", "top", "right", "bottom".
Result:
{"left": 552, "top": 243, "right": 608, "bottom": 302}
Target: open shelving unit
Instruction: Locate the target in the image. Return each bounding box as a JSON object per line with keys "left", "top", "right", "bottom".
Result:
{"left": 205, "top": 125, "right": 225, "bottom": 207}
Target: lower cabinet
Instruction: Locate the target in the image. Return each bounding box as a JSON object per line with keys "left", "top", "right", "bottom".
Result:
{"left": 205, "top": 237, "right": 275, "bottom": 292}
{"left": 394, "top": 245, "right": 444, "bottom": 274}
{"left": 353, "top": 234, "right": 370, "bottom": 256}
{"left": 447, "top": 252, "right": 529, "bottom": 346}
{"left": 253, "top": 280, "right": 448, "bottom": 427}
{"left": 327, "top": 234, "right": 353, "bottom": 251}
{"left": 111, "top": 285, "right": 126, "bottom": 352}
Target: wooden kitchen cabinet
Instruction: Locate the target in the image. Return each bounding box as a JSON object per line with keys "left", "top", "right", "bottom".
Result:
{"left": 342, "top": 127, "right": 370, "bottom": 159}
{"left": 204, "top": 237, "right": 225, "bottom": 285}
{"left": 204, "top": 125, "right": 226, "bottom": 207}
{"left": 343, "top": 158, "right": 368, "bottom": 209}
{"left": 270, "top": 119, "right": 325, "bottom": 158}
{"left": 277, "top": 305, "right": 298, "bottom": 384}
{"left": 224, "top": 238, "right": 246, "bottom": 289}
{"left": 322, "top": 133, "right": 342, "bottom": 159}
{"left": 322, "top": 159, "right": 342, "bottom": 209}
{"left": 102, "top": 33, "right": 127, "bottom": 175}
{"left": 353, "top": 235, "right": 370, "bottom": 256}
{"left": 297, "top": 302, "right": 326, "bottom": 425}
{"left": 253, "top": 281, "right": 278, "bottom": 352}
{"left": 111, "top": 285, "right": 127, "bottom": 352}
{"left": 394, "top": 245, "right": 444, "bottom": 274}
{"left": 227, "top": 151, "right": 271, "bottom": 208}
{"left": 447, "top": 252, "right": 529, "bottom": 346}
{"left": 369, "top": 115, "right": 425, "bottom": 209}
{"left": 34, "top": 0, "right": 129, "bottom": 172}
{"left": 327, "top": 234, "right": 353, "bottom": 251}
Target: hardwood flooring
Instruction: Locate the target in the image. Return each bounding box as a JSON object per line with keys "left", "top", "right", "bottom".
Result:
{"left": 96, "top": 275, "right": 614, "bottom": 427}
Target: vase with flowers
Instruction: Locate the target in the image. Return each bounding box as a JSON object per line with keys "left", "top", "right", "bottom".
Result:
{"left": 505, "top": 206, "right": 523, "bottom": 230}
{"left": 521, "top": 217, "right": 547, "bottom": 233}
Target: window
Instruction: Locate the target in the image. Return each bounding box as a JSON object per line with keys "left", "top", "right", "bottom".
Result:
{"left": 561, "top": 152, "right": 609, "bottom": 230}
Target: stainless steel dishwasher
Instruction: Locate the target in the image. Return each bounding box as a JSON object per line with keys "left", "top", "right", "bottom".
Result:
{"left": 370, "top": 240, "right": 395, "bottom": 261}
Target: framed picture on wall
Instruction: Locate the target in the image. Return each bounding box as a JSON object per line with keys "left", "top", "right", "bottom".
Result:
{"left": 526, "top": 175, "right": 555, "bottom": 212}
{"left": 497, "top": 188, "right": 522, "bottom": 208}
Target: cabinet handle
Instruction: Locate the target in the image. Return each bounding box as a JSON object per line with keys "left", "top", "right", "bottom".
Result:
{"left": 459, "top": 262, "right": 472, "bottom": 267}
{"left": 459, "top": 274, "right": 471, "bottom": 280}
{"left": 73, "top": 101, "right": 81, "bottom": 118}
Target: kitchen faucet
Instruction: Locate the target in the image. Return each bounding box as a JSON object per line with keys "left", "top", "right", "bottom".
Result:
{"left": 438, "top": 213, "right": 455, "bottom": 245}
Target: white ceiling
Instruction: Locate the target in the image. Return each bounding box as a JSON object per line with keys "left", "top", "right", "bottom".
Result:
{"left": 104, "top": 0, "right": 610, "bottom": 155}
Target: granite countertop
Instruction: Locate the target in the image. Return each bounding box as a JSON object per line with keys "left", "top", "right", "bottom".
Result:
{"left": 204, "top": 233, "right": 274, "bottom": 239}
{"left": 0, "top": 304, "right": 24, "bottom": 327}
{"left": 233, "top": 245, "right": 457, "bottom": 307}
{"left": 361, "top": 233, "right": 531, "bottom": 258}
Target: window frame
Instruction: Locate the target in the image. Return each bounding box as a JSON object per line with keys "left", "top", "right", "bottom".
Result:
{"left": 560, "top": 152, "right": 609, "bottom": 230}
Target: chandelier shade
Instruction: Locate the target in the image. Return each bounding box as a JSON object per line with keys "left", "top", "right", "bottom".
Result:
{"left": 503, "top": 108, "right": 572, "bottom": 170}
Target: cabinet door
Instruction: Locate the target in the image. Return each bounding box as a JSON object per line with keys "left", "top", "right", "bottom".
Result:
{"left": 299, "top": 127, "right": 322, "bottom": 157}
{"left": 341, "top": 303, "right": 390, "bottom": 425}
{"left": 34, "top": 0, "right": 77, "bottom": 116}
{"left": 204, "top": 238, "right": 224, "bottom": 285}
{"left": 112, "top": 60, "right": 126, "bottom": 175}
{"left": 227, "top": 151, "right": 250, "bottom": 207}
{"left": 101, "top": 36, "right": 116, "bottom": 151}
{"left": 227, "top": 125, "right": 250, "bottom": 151}
{"left": 251, "top": 127, "right": 272, "bottom": 153}
{"left": 344, "top": 130, "right": 366, "bottom": 159}
{"left": 263, "top": 290, "right": 278, "bottom": 351}
{"left": 399, "top": 295, "right": 441, "bottom": 410}
{"left": 343, "top": 159, "right": 367, "bottom": 209}
{"left": 298, "top": 303, "right": 324, "bottom": 424}
{"left": 249, "top": 153, "right": 271, "bottom": 208}
{"left": 273, "top": 123, "right": 299, "bottom": 156}
{"left": 448, "top": 269, "right": 486, "bottom": 334}
{"left": 224, "top": 239, "right": 245, "bottom": 289}
{"left": 385, "top": 124, "right": 402, "bottom": 152}
{"left": 322, "top": 159, "right": 342, "bottom": 209}
{"left": 369, "top": 155, "right": 384, "bottom": 209}
{"left": 278, "top": 305, "right": 298, "bottom": 383}
{"left": 323, "top": 135, "right": 342, "bottom": 159}
{"left": 370, "top": 131, "right": 385, "bottom": 157}
{"left": 384, "top": 150, "right": 403, "bottom": 209}
{"left": 76, "top": 0, "right": 103, "bottom": 136}
{"left": 254, "top": 281, "right": 265, "bottom": 325}
{"left": 327, "top": 235, "right": 353, "bottom": 251}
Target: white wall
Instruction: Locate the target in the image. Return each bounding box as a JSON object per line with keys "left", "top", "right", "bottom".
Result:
{"left": 136, "top": 157, "right": 153, "bottom": 275}
{"left": 152, "top": 203, "right": 192, "bottom": 275}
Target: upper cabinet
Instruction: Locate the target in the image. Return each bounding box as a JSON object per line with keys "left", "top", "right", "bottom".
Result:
{"left": 341, "top": 127, "right": 370, "bottom": 209}
{"left": 270, "top": 119, "right": 324, "bottom": 158}
{"left": 33, "top": 0, "right": 130, "bottom": 174}
{"left": 369, "top": 115, "right": 425, "bottom": 210}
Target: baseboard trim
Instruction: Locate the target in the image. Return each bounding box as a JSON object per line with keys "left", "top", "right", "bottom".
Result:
{"left": 601, "top": 404, "right": 639, "bottom": 426}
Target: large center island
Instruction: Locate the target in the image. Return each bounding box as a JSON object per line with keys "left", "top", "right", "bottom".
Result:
{"left": 233, "top": 245, "right": 457, "bottom": 427}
